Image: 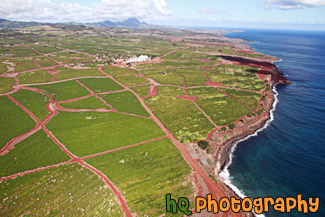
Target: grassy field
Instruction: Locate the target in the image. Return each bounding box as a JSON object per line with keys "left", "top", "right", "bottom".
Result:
{"left": 11, "top": 89, "right": 50, "bottom": 121}
{"left": 101, "top": 91, "right": 149, "bottom": 116}
{"left": 101, "top": 65, "right": 134, "bottom": 76}
{"left": 0, "top": 77, "right": 15, "bottom": 94}
{"left": 0, "top": 163, "right": 123, "bottom": 216}
{"left": 0, "top": 130, "right": 70, "bottom": 178}
{"left": 77, "top": 77, "right": 123, "bottom": 93}
{"left": 86, "top": 138, "right": 195, "bottom": 216}
{"left": 54, "top": 67, "right": 104, "bottom": 81}
{"left": 172, "top": 67, "right": 208, "bottom": 87}
{"left": 60, "top": 96, "right": 106, "bottom": 109}
{"left": 141, "top": 68, "right": 184, "bottom": 86}
{"left": 207, "top": 69, "right": 265, "bottom": 91}
{"left": 0, "top": 96, "right": 36, "bottom": 150}
{"left": 219, "top": 88, "right": 262, "bottom": 111}
{"left": 11, "top": 46, "right": 37, "bottom": 57}
{"left": 17, "top": 70, "right": 53, "bottom": 84}
{"left": 114, "top": 73, "right": 149, "bottom": 86}
{"left": 32, "top": 80, "right": 90, "bottom": 101}
{"left": 130, "top": 84, "right": 150, "bottom": 98}
{"left": 187, "top": 87, "right": 252, "bottom": 125}
{"left": 46, "top": 111, "right": 165, "bottom": 157}
{"left": 145, "top": 86, "right": 214, "bottom": 142}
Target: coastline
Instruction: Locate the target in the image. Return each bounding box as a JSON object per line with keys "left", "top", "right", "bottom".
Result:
{"left": 183, "top": 37, "right": 289, "bottom": 216}
{"left": 219, "top": 84, "right": 279, "bottom": 196}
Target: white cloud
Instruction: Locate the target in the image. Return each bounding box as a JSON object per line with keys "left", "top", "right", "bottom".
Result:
{"left": 261, "top": 0, "right": 325, "bottom": 10}
{"left": 198, "top": 7, "right": 216, "bottom": 14}
{"left": 0, "top": 0, "right": 172, "bottom": 23}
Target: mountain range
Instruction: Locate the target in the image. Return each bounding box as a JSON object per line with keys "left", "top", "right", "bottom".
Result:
{"left": 0, "top": 18, "right": 149, "bottom": 28}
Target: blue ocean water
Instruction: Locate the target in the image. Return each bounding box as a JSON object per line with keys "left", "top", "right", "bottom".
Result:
{"left": 225, "top": 29, "right": 325, "bottom": 217}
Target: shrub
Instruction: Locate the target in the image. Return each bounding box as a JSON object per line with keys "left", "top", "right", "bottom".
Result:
{"left": 197, "top": 140, "right": 209, "bottom": 150}
{"left": 229, "top": 123, "right": 236, "bottom": 129}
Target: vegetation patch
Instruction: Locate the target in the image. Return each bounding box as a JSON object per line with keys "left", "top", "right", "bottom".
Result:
{"left": 0, "top": 163, "right": 123, "bottom": 216}
{"left": 47, "top": 111, "right": 165, "bottom": 157}
{"left": 54, "top": 67, "right": 104, "bottom": 81}
{"left": 11, "top": 89, "right": 50, "bottom": 121}
{"left": 78, "top": 77, "right": 123, "bottom": 93}
{"left": 145, "top": 86, "right": 214, "bottom": 142}
{"left": 130, "top": 84, "right": 150, "bottom": 98}
{"left": 0, "top": 77, "right": 15, "bottom": 93}
{"left": 0, "top": 130, "right": 70, "bottom": 178}
{"left": 17, "top": 70, "right": 53, "bottom": 84}
{"left": 31, "top": 80, "right": 90, "bottom": 101}
{"left": 187, "top": 87, "right": 252, "bottom": 125}
{"left": 219, "top": 88, "right": 262, "bottom": 110}
{"left": 101, "top": 91, "right": 149, "bottom": 116}
{"left": 60, "top": 96, "right": 106, "bottom": 109}
{"left": 0, "top": 96, "right": 36, "bottom": 150}
{"left": 86, "top": 138, "right": 194, "bottom": 217}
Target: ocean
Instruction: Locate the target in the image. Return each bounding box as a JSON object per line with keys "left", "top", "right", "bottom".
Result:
{"left": 223, "top": 29, "right": 325, "bottom": 217}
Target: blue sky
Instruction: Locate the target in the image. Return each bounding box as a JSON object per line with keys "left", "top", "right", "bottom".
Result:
{"left": 1, "top": 0, "right": 325, "bottom": 30}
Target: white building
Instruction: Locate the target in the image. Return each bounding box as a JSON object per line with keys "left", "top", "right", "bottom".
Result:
{"left": 126, "top": 55, "right": 150, "bottom": 63}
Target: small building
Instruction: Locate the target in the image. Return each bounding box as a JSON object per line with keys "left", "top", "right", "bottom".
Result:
{"left": 126, "top": 55, "right": 150, "bottom": 64}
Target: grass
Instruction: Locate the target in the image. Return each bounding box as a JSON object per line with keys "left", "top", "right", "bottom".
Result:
{"left": 0, "top": 77, "right": 15, "bottom": 94}
{"left": 54, "top": 67, "right": 105, "bottom": 81}
{"left": 60, "top": 96, "right": 106, "bottom": 109}
{"left": 141, "top": 68, "right": 184, "bottom": 86}
{"left": 187, "top": 87, "right": 252, "bottom": 125}
{"left": 0, "top": 163, "right": 123, "bottom": 216}
{"left": 130, "top": 84, "right": 150, "bottom": 98}
{"left": 0, "top": 130, "right": 70, "bottom": 178}
{"left": 86, "top": 138, "right": 195, "bottom": 217}
{"left": 11, "top": 46, "right": 38, "bottom": 57}
{"left": 145, "top": 86, "right": 214, "bottom": 142}
{"left": 77, "top": 77, "right": 123, "bottom": 93}
{"left": 46, "top": 111, "right": 165, "bottom": 157}
{"left": 172, "top": 67, "right": 208, "bottom": 87}
{"left": 32, "top": 80, "right": 90, "bottom": 101}
{"left": 114, "top": 73, "right": 149, "bottom": 86}
{"left": 101, "top": 65, "right": 133, "bottom": 76}
{"left": 0, "top": 96, "right": 36, "bottom": 150}
{"left": 101, "top": 91, "right": 149, "bottom": 116}
{"left": 207, "top": 70, "right": 265, "bottom": 91}
{"left": 219, "top": 88, "right": 262, "bottom": 111}
{"left": 17, "top": 70, "right": 53, "bottom": 84}
{"left": 11, "top": 89, "right": 50, "bottom": 121}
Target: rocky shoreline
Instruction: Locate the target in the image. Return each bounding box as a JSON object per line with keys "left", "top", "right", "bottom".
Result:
{"left": 184, "top": 54, "right": 290, "bottom": 216}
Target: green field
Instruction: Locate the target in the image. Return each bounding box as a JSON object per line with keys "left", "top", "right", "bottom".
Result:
{"left": 11, "top": 89, "right": 50, "bottom": 121}
{"left": 54, "top": 67, "right": 104, "bottom": 81}
{"left": 86, "top": 138, "right": 195, "bottom": 216}
{"left": 0, "top": 163, "right": 123, "bottom": 216}
{"left": 0, "top": 130, "right": 70, "bottom": 177}
{"left": 60, "top": 96, "right": 107, "bottom": 109}
{"left": 187, "top": 87, "right": 252, "bottom": 125}
{"left": 207, "top": 69, "right": 265, "bottom": 91}
{"left": 32, "top": 80, "right": 90, "bottom": 101}
{"left": 78, "top": 77, "right": 123, "bottom": 93}
{"left": 219, "top": 88, "right": 262, "bottom": 111}
{"left": 130, "top": 84, "right": 150, "bottom": 98}
{"left": 0, "top": 96, "right": 36, "bottom": 149}
{"left": 145, "top": 86, "right": 214, "bottom": 142}
{"left": 101, "top": 91, "right": 149, "bottom": 116}
{"left": 114, "top": 73, "right": 149, "bottom": 86}
{"left": 141, "top": 68, "right": 184, "bottom": 86}
{"left": 47, "top": 111, "right": 165, "bottom": 157}
{"left": 17, "top": 70, "right": 53, "bottom": 84}
{"left": 0, "top": 77, "right": 15, "bottom": 93}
